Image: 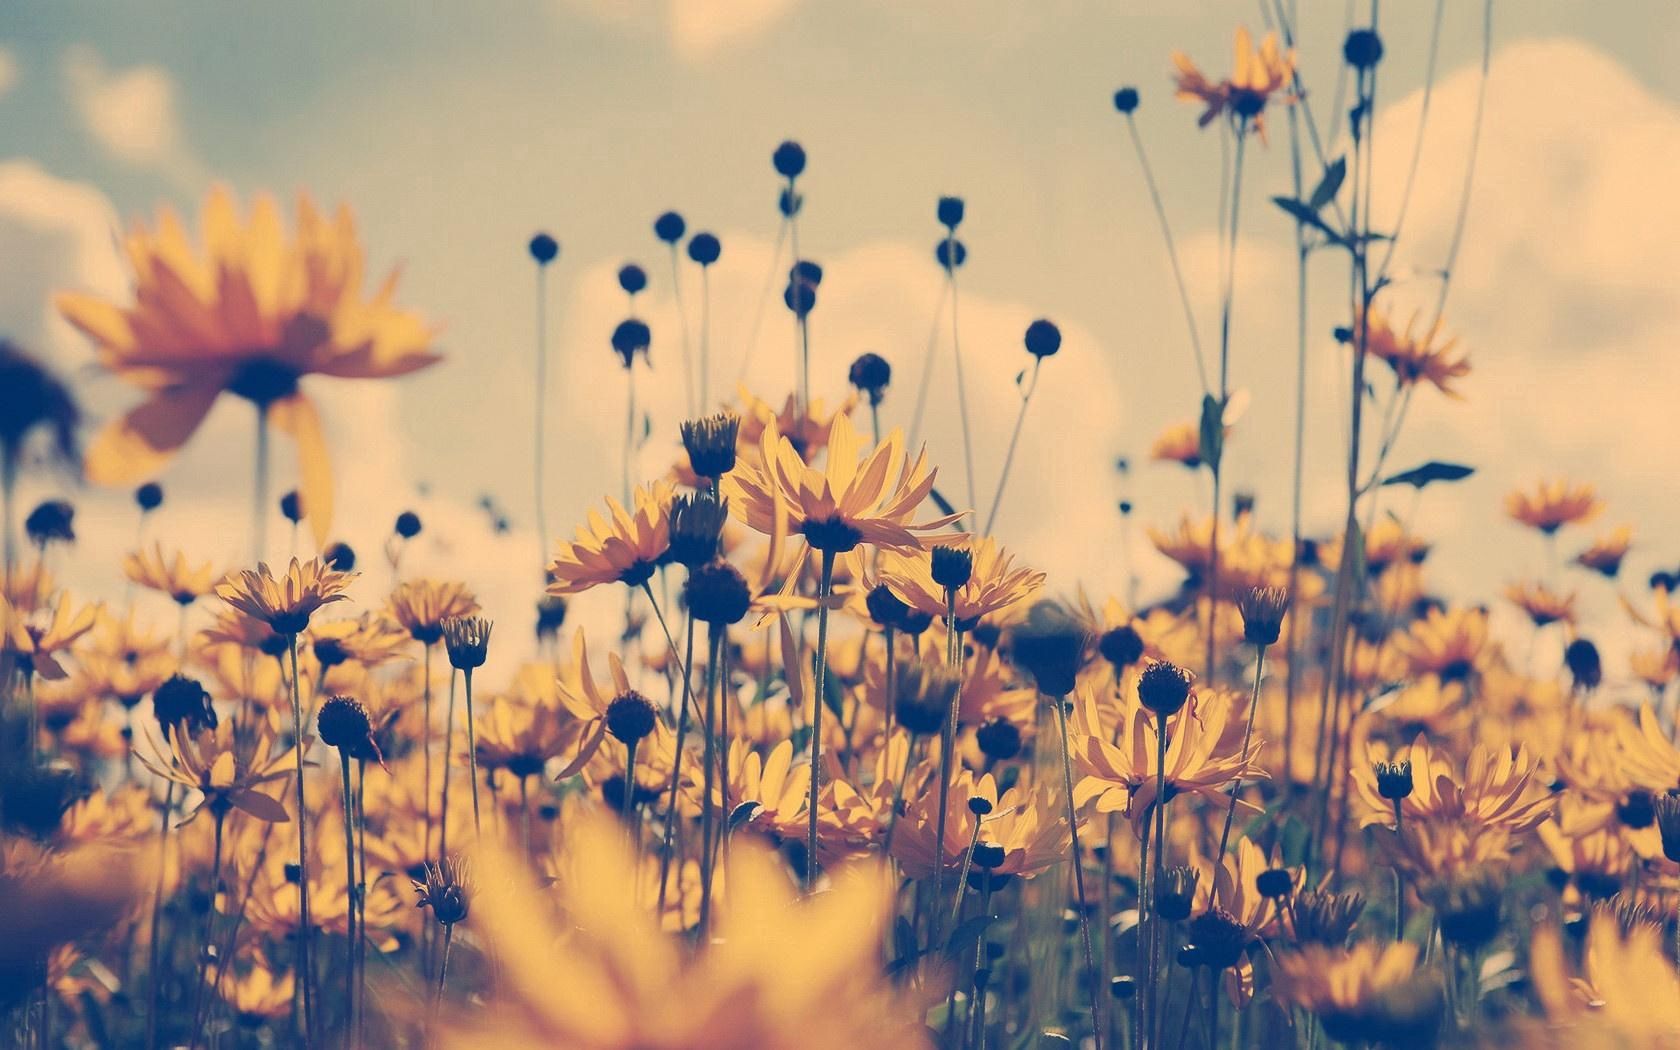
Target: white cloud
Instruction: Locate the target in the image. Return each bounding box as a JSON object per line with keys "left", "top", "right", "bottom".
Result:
{"left": 561, "top": 0, "right": 798, "bottom": 61}
{"left": 0, "top": 160, "right": 126, "bottom": 363}
{"left": 61, "top": 45, "right": 201, "bottom": 182}
{"left": 0, "top": 49, "right": 18, "bottom": 99}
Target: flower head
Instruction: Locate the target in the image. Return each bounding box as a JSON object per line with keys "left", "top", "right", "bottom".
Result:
{"left": 387, "top": 579, "right": 480, "bottom": 645}
{"left": 1506, "top": 479, "right": 1601, "bottom": 534}
{"left": 215, "top": 557, "right": 354, "bottom": 635}
{"left": 547, "top": 482, "right": 675, "bottom": 594}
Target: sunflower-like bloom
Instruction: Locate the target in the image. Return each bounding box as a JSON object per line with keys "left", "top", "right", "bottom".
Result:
{"left": 1172, "top": 27, "right": 1295, "bottom": 140}
{"left": 1377, "top": 819, "right": 1515, "bottom": 883}
{"left": 55, "top": 187, "right": 439, "bottom": 546}
{"left": 726, "top": 413, "right": 960, "bottom": 556}
{"left": 1390, "top": 606, "right": 1487, "bottom": 681}
{"left": 123, "top": 543, "right": 217, "bottom": 605}
{"left": 1323, "top": 517, "right": 1428, "bottom": 578}
{"left": 880, "top": 537, "right": 1044, "bottom": 629}
{"left": 214, "top": 953, "right": 295, "bottom": 1026}
{"left": 1539, "top": 805, "right": 1634, "bottom": 903}
{"left": 1148, "top": 420, "right": 1208, "bottom": 469}
{"left": 443, "top": 815, "right": 929, "bottom": 1050}
{"left": 1273, "top": 941, "right": 1442, "bottom": 1047}
{"left": 134, "top": 714, "right": 299, "bottom": 824}
{"left": 1363, "top": 675, "right": 1467, "bottom": 740}
{"left": 474, "top": 689, "right": 570, "bottom": 781}
{"left": 1505, "top": 479, "right": 1602, "bottom": 534}
{"left": 1505, "top": 580, "right": 1577, "bottom": 628}
{"left": 1191, "top": 836, "right": 1296, "bottom": 941}
{"left": 552, "top": 629, "right": 633, "bottom": 779}
{"left": 215, "top": 557, "right": 353, "bottom": 636}
{"left": 708, "top": 738, "right": 811, "bottom": 845}
{"left": 736, "top": 385, "right": 857, "bottom": 459}
{"left": 307, "top": 612, "right": 411, "bottom": 672}
{"left": 1531, "top": 916, "right": 1680, "bottom": 1042}
{"left": 1351, "top": 733, "right": 1553, "bottom": 835}
{"left": 1605, "top": 705, "right": 1680, "bottom": 795}
{"left": 386, "top": 579, "right": 480, "bottom": 645}
{"left": 1574, "top": 524, "right": 1633, "bottom": 577}
{"left": 890, "top": 770, "right": 1069, "bottom": 881}
{"left": 1070, "top": 686, "right": 1263, "bottom": 830}
{"left": 1356, "top": 307, "right": 1470, "bottom": 397}
{"left": 1, "top": 591, "right": 100, "bottom": 680}
{"left": 546, "top": 481, "right": 675, "bottom": 594}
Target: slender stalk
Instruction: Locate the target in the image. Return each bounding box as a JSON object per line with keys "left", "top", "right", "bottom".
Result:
{"left": 699, "top": 265, "right": 712, "bottom": 410}
{"left": 339, "top": 752, "right": 358, "bottom": 1046}
{"left": 668, "top": 243, "right": 695, "bottom": 416}
{"left": 699, "top": 625, "right": 722, "bottom": 935}
{"left": 1148, "top": 712, "right": 1171, "bottom": 1050}
{"left": 982, "top": 359, "right": 1042, "bottom": 536}
{"left": 948, "top": 817, "right": 984, "bottom": 933}
{"left": 286, "top": 635, "right": 314, "bottom": 1048}
{"left": 933, "top": 590, "right": 965, "bottom": 923}
{"left": 431, "top": 924, "right": 455, "bottom": 1022}
{"left": 0, "top": 455, "right": 15, "bottom": 591}
{"left": 945, "top": 247, "right": 978, "bottom": 513}
{"left": 622, "top": 365, "right": 637, "bottom": 506}
{"left": 806, "top": 550, "right": 838, "bottom": 891}
{"left": 657, "top": 608, "right": 698, "bottom": 913}
{"left": 355, "top": 759, "right": 368, "bottom": 1047}
{"left": 440, "top": 669, "right": 458, "bottom": 864}
{"left": 187, "top": 807, "right": 228, "bottom": 1048}
{"left": 1282, "top": 91, "right": 1310, "bottom": 787}
{"left": 1054, "top": 692, "right": 1104, "bottom": 1049}
{"left": 253, "top": 406, "right": 269, "bottom": 562}
{"left": 464, "top": 668, "right": 482, "bottom": 839}
{"left": 1394, "top": 802, "right": 1406, "bottom": 942}
{"left": 145, "top": 782, "right": 172, "bottom": 1050}
{"left": 1212, "top": 647, "right": 1267, "bottom": 886}
{"left": 422, "top": 643, "right": 434, "bottom": 863}
{"left": 908, "top": 281, "right": 952, "bottom": 451}
{"left": 533, "top": 263, "right": 550, "bottom": 570}
{"left": 1121, "top": 114, "right": 1209, "bottom": 394}
{"left": 623, "top": 736, "right": 641, "bottom": 839}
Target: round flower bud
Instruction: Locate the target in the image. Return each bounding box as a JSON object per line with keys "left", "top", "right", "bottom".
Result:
{"left": 1256, "top": 868, "right": 1294, "bottom": 899}
{"left": 681, "top": 413, "right": 740, "bottom": 480}
{"left": 975, "top": 718, "right": 1022, "bottom": 762}
{"left": 967, "top": 796, "right": 993, "bottom": 817}
{"left": 1617, "top": 788, "right": 1656, "bottom": 830}
{"left": 136, "top": 482, "right": 164, "bottom": 512}
{"left": 1374, "top": 761, "right": 1414, "bottom": 802}
{"left": 865, "top": 583, "right": 910, "bottom": 630}
{"left": 685, "top": 560, "right": 751, "bottom": 626}
{"left": 654, "top": 211, "right": 686, "bottom": 244}
{"left": 1137, "top": 661, "right": 1192, "bottom": 716}
{"left": 935, "top": 238, "right": 967, "bottom": 270}
{"left": 1343, "top": 28, "right": 1384, "bottom": 69}
{"left": 528, "top": 232, "right": 559, "bottom": 265}
{"left": 1564, "top": 638, "right": 1602, "bottom": 691}
{"left": 930, "top": 545, "right": 974, "bottom": 591}
{"left": 972, "top": 842, "right": 1007, "bottom": 870}
{"left": 848, "top": 353, "right": 892, "bottom": 406}
{"left": 25, "top": 500, "right": 74, "bottom": 545}
{"left": 605, "top": 691, "right": 659, "bottom": 744}
{"left": 1185, "top": 908, "right": 1247, "bottom": 970}
{"left": 1010, "top": 606, "right": 1088, "bottom": 698}
{"left": 1155, "top": 866, "right": 1199, "bottom": 922}
{"left": 1238, "top": 586, "right": 1290, "bottom": 647}
{"left": 536, "top": 595, "right": 567, "bottom": 640}
{"left": 325, "top": 542, "right": 356, "bottom": 572}
{"left": 279, "top": 490, "right": 303, "bottom": 524}
{"left": 618, "top": 263, "right": 647, "bottom": 295}
{"left": 1655, "top": 794, "right": 1680, "bottom": 864}
{"left": 1110, "top": 976, "right": 1136, "bottom": 1001}
{"left": 937, "top": 196, "right": 965, "bottom": 228}
{"left": 899, "top": 609, "right": 935, "bottom": 637}
{"left": 771, "top": 140, "right": 806, "bottom": 178}
{"left": 611, "top": 319, "right": 651, "bottom": 368}
{"left": 1098, "top": 625, "right": 1145, "bottom": 671}
{"left": 394, "top": 511, "right": 422, "bottom": 539}
{"left": 441, "top": 616, "right": 493, "bottom": 671}
{"left": 153, "top": 674, "right": 217, "bottom": 737}
{"left": 667, "top": 494, "right": 728, "bottom": 569}
{"left": 687, "top": 232, "right": 721, "bottom": 266}
{"left": 1112, "top": 87, "right": 1140, "bottom": 113}
{"left": 1023, "top": 319, "right": 1062, "bottom": 359}
{"left": 317, "top": 695, "right": 374, "bottom": 752}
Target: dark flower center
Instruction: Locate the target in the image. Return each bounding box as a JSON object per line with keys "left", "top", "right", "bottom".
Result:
{"left": 227, "top": 357, "right": 303, "bottom": 407}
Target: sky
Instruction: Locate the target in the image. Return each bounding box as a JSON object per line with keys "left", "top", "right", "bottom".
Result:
{"left": 2, "top": 1, "right": 1678, "bottom": 683}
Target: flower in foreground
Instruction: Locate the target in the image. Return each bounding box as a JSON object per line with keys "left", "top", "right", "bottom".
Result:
{"left": 215, "top": 557, "right": 354, "bottom": 635}
{"left": 55, "top": 187, "right": 439, "bottom": 546}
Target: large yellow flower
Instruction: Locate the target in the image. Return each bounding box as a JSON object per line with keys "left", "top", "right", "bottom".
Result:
{"left": 880, "top": 536, "right": 1044, "bottom": 628}
{"left": 726, "top": 413, "right": 959, "bottom": 557}
{"left": 55, "top": 187, "right": 439, "bottom": 547}
{"left": 1532, "top": 916, "right": 1680, "bottom": 1042}
{"left": 387, "top": 579, "right": 480, "bottom": 645}
{"left": 1273, "top": 941, "right": 1440, "bottom": 1045}
{"left": 546, "top": 482, "right": 675, "bottom": 595}
{"left": 214, "top": 557, "right": 353, "bottom": 635}
{"left": 889, "top": 770, "right": 1069, "bottom": 881}
{"left": 1352, "top": 733, "right": 1553, "bottom": 835}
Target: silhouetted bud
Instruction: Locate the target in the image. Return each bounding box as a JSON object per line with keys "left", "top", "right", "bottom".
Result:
{"left": 654, "top": 211, "right": 686, "bottom": 244}
{"left": 1138, "top": 661, "right": 1192, "bottom": 716}
{"left": 848, "top": 353, "right": 891, "bottom": 406}
{"left": 618, "top": 264, "right": 647, "bottom": 294}
{"left": 1112, "top": 87, "right": 1140, "bottom": 113}
{"left": 687, "top": 232, "right": 721, "bottom": 266}
{"left": 772, "top": 140, "right": 806, "bottom": 178}
{"left": 394, "top": 511, "right": 422, "bottom": 539}
{"left": 136, "top": 482, "right": 164, "bottom": 512}
{"left": 1024, "top": 319, "right": 1062, "bottom": 359}
{"left": 528, "top": 233, "right": 559, "bottom": 265}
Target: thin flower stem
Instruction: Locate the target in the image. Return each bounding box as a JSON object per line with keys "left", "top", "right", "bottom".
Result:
{"left": 1212, "top": 646, "right": 1267, "bottom": 891}
{"left": 440, "top": 670, "right": 457, "bottom": 865}
{"left": 699, "top": 266, "right": 711, "bottom": 411}
{"left": 422, "top": 643, "right": 434, "bottom": 864}
{"left": 789, "top": 178, "right": 808, "bottom": 417}
{"left": 1394, "top": 803, "right": 1406, "bottom": 942}
{"left": 699, "top": 624, "right": 722, "bottom": 935}
{"left": 355, "top": 759, "right": 368, "bottom": 1046}
{"left": 623, "top": 365, "right": 637, "bottom": 507}
{"left": 945, "top": 251, "right": 978, "bottom": 514}
{"left": 339, "top": 752, "right": 358, "bottom": 1046}
{"left": 1149, "top": 713, "right": 1170, "bottom": 1050}
{"left": 287, "top": 635, "right": 314, "bottom": 1048}
{"left": 657, "top": 608, "right": 698, "bottom": 914}
{"left": 431, "top": 924, "right": 454, "bottom": 1024}
{"left": 949, "top": 818, "right": 984, "bottom": 934}
{"left": 668, "top": 244, "right": 695, "bottom": 417}
{"left": 623, "top": 736, "right": 641, "bottom": 839}
{"left": 982, "top": 359, "right": 1041, "bottom": 536}
{"left": 187, "top": 807, "right": 226, "bottom": 1049}
{"left": 1282, "top": 88, "right": 1310, "bottom": 785}
{"left": 908, "top": 280, "right": 952, "bottom": 451}
{"left": 806, "top": 549, "right": 838, "bottom": 892}
{"left": 1122, "top": 115, "right": 1209, "bottom": 395}
{"left": 464, "top": 668, "right": 482, "bottom": 839}
{"left": 533, "top": 263, "right": 550, "bottom": 570}
{"left": 1054, "top": 692, "right": 1104, "bottom": 1049}
{"left": 145, "top": 783, "right": 172, "bottom": 1050}
{"left": 253, "top": 405, "right": 269, "bottom": 562}
{"left": 933, "top": 588, "right": 964, "bottom": 925}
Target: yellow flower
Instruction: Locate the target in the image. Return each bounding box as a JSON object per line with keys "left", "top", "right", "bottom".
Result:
{"left": 214, "top": 953, "right": 295, "bottom": 1024}
{"left": 1273, "top": 941, "right": 1440, "bottom": 1044}
{"left": 546, "top": 481, "right": 675, "bottom": 595}
{"left": 1505, "top": 579, "right": 1578, "bottom": 628}
{"left": 1505, "top": 479, "right": 1602, "bottom": 534}
{"left": 880, "top": 536, "right": 1044, "bottom": 627}
{"left": 214, "top": 557, "right": 354, "bottom": 635}
{"left": 442, "top": 814, "right": 928, "bottom": 1049}
{"left": 1, "top": 591, "right": 100, "bottom": 680}
{"left": 387, "top": 579, "right": 480, "bottom": 645}
{"left": 1574, "top": 524, "right": 1633, "bottom": 577}
{"left": 1356, "top": 307, "right": 1470, "bottom": 397}
{"left": 709, "top": 738, "right": 811, "bottom": 845}
{"left": 1148, "top": 420, "right": 1209, "bottom": 469}
{"left": 1352, "top": 733, "right": 1553, "bottom": 835}
{"left": 736, "top": 384, "right": 856, "bottom": 459}
{"left": 1391, "top": 605, "right": 1486, "bottom": 681}
{"left": 726, "top": 412, "right": 960, "bottom": 557}
{"left": 1532, "top": 915, "right": 1680, "bottom": 1041}
{"left": 135, "top": 714, "right": 299, "bottom": 825}
{"left": 474, "top": 688, "right": 570, "bottom": 780}
{"left": 123, "top": 543, "right": 217, "bottom": 605}
{"left": 890, "top": 769, "right": 1068, "bottom": 881}
{"left": 1171, "top": 28, "right": 1294, "bottom": 140}
{"left": 55, "top": 187, "right": 439, "bottom": 547}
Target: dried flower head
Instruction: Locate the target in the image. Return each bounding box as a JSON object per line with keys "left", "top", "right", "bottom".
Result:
{"left": 441, "top": 616, "right": 493, "bottom": 671}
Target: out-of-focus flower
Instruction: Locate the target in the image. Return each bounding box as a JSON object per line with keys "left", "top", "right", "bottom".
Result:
{"left": 1356, "top": 307, "right": 1470, "bottom": 397}
{"left": 1505, "top": 479, "right": 1602, "bottom": 535}
{"left": 890, "top": 770, "right": 1068, "bottom": 881}
{"left": 387, "top": 579, "right": 480, "bottom": 645}
{"left": 1574, "top": 525, "right": 1633, "bottom": 577}
{"left": 55, "top": 188, "right": 439, "bottom": 546}
{"left": 1532, "top": 915, "right": 1680, "bottom": 1042}
{"left": 1273, "top": 941, "right": 1442, "bottom": 1047}
{"left": 135, "top": 715, "right": 299, "bottom": 824}
{"left": 123, "top": 544, "right": 216, "bottom": 605}
{"left": 1352, "top": 733, "right": 1553, "bottom": 835}
{"left": 1, "top": 591, "right": 99, "bottom": 680}
{"left": 1171, "top": 27, "right": 1295, "bottom": 140}
{"left": 1505, "top": 580, "right": 1578, "bottom": 628}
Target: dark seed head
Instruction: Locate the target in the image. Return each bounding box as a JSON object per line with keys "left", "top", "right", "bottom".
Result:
{"left": 528, "top": 232, "right": 559, "bottom": 265}
{"left": 771, "top": 140, "right": 806, "bottom": 178}
{"left": 317, "top": 695, "right": 374, "bottom": 752}
{"left": 848, "top": 353, "right": 892, "bottom": 406}
{"left": 937, "top": 196, "right": 965, "bottom": 229}
{"left": 1112, "top": 87, "right": 1140, "bottom": 113}
{"left": 684, "top": 559, "right": 752, "bottom": 626}
{"left": 1374, "top": 760, "right": 1414, "bottom": 801}
{"left": 1098, "top": 625, "right": 1145, "bottom": 671}
{"left": 1137, "top": 661, "right": 1192, "bottom": 716}
{"left": 618, "top": 264, "right": 647, "bottom": 295}
{"left": 279, "top": 490, "right": 303, "bottom": 524}
{"left": 687, "top": 232, "right": 721, "bottom": 266}
{"left": 930, "top": 545, "right": 974, "bottom": 592}
{"left": 975, "top": 718, "right": 1022, "bottom": 761}
{"left": 135, "top": 482, "right": 164, "bottom": 512}
{"left": 394, "top": 511, "right": 422, "bottom": 539}
{"left": 1023, "top": 319, "right": 1062, "bottom": 359}
{"left": 654, "top": 211, "right": 686, "bottom": 244}
{"left": 611, "top": 318, "right": 651, "bottom": 369}
{"left": 605, "top": 691, "right": 658, "bottom": 743}
{"left": 1343, "top": 28, "right": 1384, "bottom": 69}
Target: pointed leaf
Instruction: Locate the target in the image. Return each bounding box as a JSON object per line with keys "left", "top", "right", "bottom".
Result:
{"left": 1309, "top": 157, "right": 1346, "bottom": 210}
{"left": 728, "top": 801, "right": 763, "bottom": 832}
{"left": 230, "top": 789, "right": 291, "bottom": 824}
{"left": 1272, "top": 196, "right": 1336, "bottom": 238}
{"left": 1198, "top": 394, "right": 1225, "bottom": 472}
{"left": 1382, "top": 461, "right": 1475, "bottom": 489}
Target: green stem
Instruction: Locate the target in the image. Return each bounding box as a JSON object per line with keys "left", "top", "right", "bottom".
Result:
{"left": 340, "top": 752, "right": 357, "bottom": 1046}
{"left": 1055, "top": 692, "right": 1104, "bottom": 1049}
{"left": 933, "top": 586, "right": 964, "bottom": 924}
{"left": 806, "top": 550, "right": 837, "bottom": 891}
{"left": 699, "top": 625, "right": 722, "bottom": 936}
{"left": 1212, "top": 647, "right": 1267, "bottom": 888}
{"left": 287, "top": 635, "right": 314, "bottom": 1048}
{"left": 440, "top": 669, "right": 457, "bottom": 865}
{"left": 464, "top": 668, "right": 482, "bottom": 839}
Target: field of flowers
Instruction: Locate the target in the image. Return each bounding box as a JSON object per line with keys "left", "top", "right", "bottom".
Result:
{"left": 5, "top": 7, "right": 1680, "bottom": 1050}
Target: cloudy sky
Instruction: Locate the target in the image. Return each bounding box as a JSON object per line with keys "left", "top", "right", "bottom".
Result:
{"left": 2, "top": 2, "right": 1677, "bottom": 679}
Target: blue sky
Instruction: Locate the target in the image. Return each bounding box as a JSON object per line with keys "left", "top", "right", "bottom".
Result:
{"left": 3, "top": 2, "right": 1679, "bottom": 678}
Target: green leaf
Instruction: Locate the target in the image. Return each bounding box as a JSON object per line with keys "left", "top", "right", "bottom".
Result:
{"left": 1346, "top": 519, "right": 1367, "bottom": 583}
{"left": 1381, "top": 462, "right": 1475, "bottom": 489}
{"left": 893, "top": 915, "right": 918, "bottom": 966}
{"left": 1309, "top": 157, "right": 1346, "bottom": 210}
{"left": 1198, "top": 394, "right": 1225, "bottom": 472}
{"left": 944, "top": 914, "right": 997, "bottom": 960}
{"left": 1277, "top": 815, "right": 1311, "bottom": 869}
{"left": 728, "top": 801, "right": 763, "bottom": 832}
{"left": 1272, "top": 196, "right": 1337, "bottom": 239}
